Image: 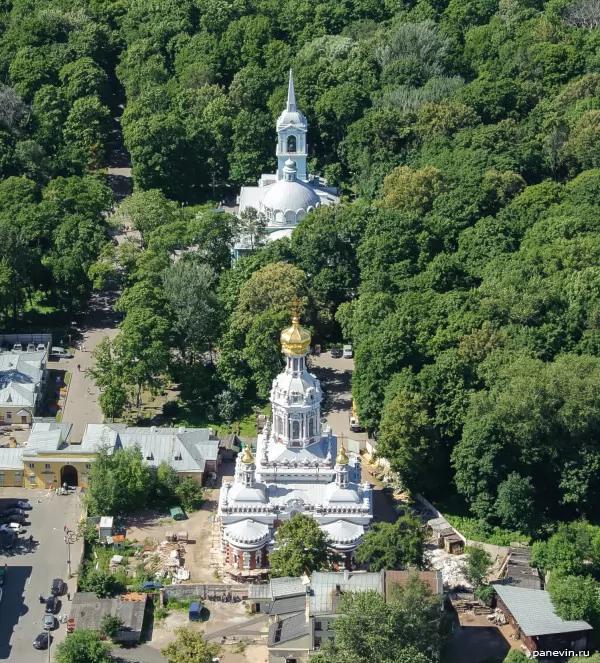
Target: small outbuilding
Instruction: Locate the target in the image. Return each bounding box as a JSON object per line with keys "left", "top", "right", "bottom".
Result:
{"left": 69, "top": 592, "right": 147, "bottom": 642}
{"left": 99, "top": 516, "right": 114, "bottom": 539}
{"left": 492, "top": 585, "right": 593, "bottom": 656}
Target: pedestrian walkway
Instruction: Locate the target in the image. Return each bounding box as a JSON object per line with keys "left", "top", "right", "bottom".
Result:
{"left": 61, "top": 310, "right": 123, "bottom": 446}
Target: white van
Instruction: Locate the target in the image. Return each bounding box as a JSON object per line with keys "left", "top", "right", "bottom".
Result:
{"left": 50, "top": 347, "right": 73, "bottom": 359}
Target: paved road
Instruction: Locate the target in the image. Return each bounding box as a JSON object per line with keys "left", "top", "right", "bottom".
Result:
{"left": 309, "top": 351, "right": 397, "bottom": 524}
{"left": 308, "top": 352, "right": 367, "bottom": 448}
{"left": 0, "top": 489, "right": 83, "bottom": 661}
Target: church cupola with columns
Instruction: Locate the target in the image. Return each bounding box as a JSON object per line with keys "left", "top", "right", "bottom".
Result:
{"left": 239, "top": 444, "right": 256, "bottom": 487}
{"left": 334, "top": 439, "right": 350, "bottom": 488}
{"left": 270, "top": 309, "right": 323, "bottom": 448}
{"left": 276, "top": 70, "right": 308, "bottom": 182}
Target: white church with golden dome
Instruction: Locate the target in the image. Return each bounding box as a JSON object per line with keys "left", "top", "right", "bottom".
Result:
{"left": 218, "top": 315, "right": 373, "bottom": 571}
{"left": 234, "top": 70, "right": 340, "bottom": 260}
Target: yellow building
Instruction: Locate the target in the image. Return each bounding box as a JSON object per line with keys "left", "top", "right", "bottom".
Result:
{"left": 0, "top": 422, "right": 222, "bottom": 490}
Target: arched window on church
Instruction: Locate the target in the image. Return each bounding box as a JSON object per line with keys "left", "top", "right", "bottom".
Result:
{"left": 309, "top": 417, "right": 315, "bottom": 437}
{"left": 292, "top": 420, "right": 300, "bottom": 440}
{"left": 276, "top": 416, "right": 283, "bottom": 435}
{"left": 287, "top": 135, "right": 296, "bottom": 153}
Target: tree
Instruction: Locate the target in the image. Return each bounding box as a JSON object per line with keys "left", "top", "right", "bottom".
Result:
{"left": 85, "top": 445, "right": 154, "bottom": 516}
{"left": 161, "top": 627, "right": 220, "bottom": 663}
{"left": 55, "top": 629, "right": 112, "bottom": 663}
{"left": 376, "top": 391, "right": 438, "bottom": 492}
{"left": 99, "top": 613, "right": 124, "bottom": 641}
{"left": 319, "top": 577, "right": 444, "bottom": 663}
{"left": 175, "top": 478, "right": 205, "bottom": 512}
{"left": 237, "top": 207, "right": 267, "bottom": 251}
{"left": 156, "top": 462, "right": 180, "bottom": 503}
{"left": 464, "top": 546, "right": 492, "bottom": 592}
{"left": 162, "top": 261, "right": 222, "bottom": 362}
{"left": 547, "top": 572, "right": 600, "bottom": 628}
{"left": 495, "top": 473, "right": 536, "bottom": 533}
{"left": 98, "top": 384, "right": 128, "bottom": 422}
{"left": 355, "top": 514, "right": 425, "bottom": 571}
{"left": 504, "top": 651, "right": 530, "bottom": 663}
{"left": 269, "top": 513, "right": 334, "bottom": 578}
{"left": 113, "top": 189, "right": 179, "bottom": 248}
{"left": 79, "top": 569, "right": 124, "bottom": 598}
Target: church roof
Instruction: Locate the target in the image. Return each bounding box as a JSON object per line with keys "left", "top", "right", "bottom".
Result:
{"left": 321, "top": 520, "right": 365, "bottom": 544}
{"left": 277, "top": 70, "right": 307, "bottom": 130}
{"left": 224, "top": 519, "right": 270, "bottom": 545}
{"left": 262, "top": 174, "right": 320, "bottom": 214}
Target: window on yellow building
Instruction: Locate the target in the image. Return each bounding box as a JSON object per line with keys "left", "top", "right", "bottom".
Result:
{"left": 28, "top": 463, "right": 34, "bottom": 469}
{"left": 0, "top": 473, "right": 4, "bottom": 484}
{"left": 28, "top": 474, "right": 36, "bottom": 485}
{"left": 45, "top": 463, "right": 50, "bottom": 469}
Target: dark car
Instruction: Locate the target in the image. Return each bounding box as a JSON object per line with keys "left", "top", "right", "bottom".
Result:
{"left": 45, "top": 596, "right": 58, "bottom": 614}
{"left": 3, "top": 508, "right": 25, "bottom": 517}
{"left": 33, "top": 633, "right": 49, "bottom": 650}
{"left": 1, "top": 514, "right": 26, "bottom": 524}
{"left": 51, "top": 579, "right": 64, "bottom": 596}
{"left": 330, "top": 345, "right": 342, "bottom": 358}
{"left": 6, "top": 500, "right": 31, "bottom": 510}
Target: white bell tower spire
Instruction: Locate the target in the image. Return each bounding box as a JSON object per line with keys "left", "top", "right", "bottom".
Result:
{"left": 276, "top": 70, "right": 308, "bottom": 182}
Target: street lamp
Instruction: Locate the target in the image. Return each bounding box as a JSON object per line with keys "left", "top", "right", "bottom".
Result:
{"left": 64, "top": 527, "right": 77, "bottom": 578}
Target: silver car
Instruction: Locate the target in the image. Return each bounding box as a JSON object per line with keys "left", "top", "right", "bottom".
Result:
{"left": 43, "top": 614, "right": 55, "bottom": 630}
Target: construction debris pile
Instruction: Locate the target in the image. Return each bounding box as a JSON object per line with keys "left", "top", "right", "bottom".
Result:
{"left": 426, "top": 547, "right": 472, "bottom": 590}
{"left": 487, "top": 608, "right": 508, "bottom": 625}
{"left": 135, "top": 539, "right": 191, "bottom": 583}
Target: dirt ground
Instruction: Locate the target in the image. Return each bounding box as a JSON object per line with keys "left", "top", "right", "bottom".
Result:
{"left": 445, "top": 610, "right": 523, "bottom": 663}
{"left": 148, "top": 601, "right": 269, "bottom": 663}
{"left": 124, "top": 487, "right": 221, "bottom": 583}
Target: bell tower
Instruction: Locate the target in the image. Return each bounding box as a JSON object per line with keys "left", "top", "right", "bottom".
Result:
{"left": 276, "top": 70, "right": 308, "bottom": 182}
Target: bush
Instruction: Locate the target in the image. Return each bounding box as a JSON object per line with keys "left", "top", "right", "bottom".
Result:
{"left": 175, "top": 478, "right": 205, "bottom": 512}
{"left": 100, "top": 614, "right": 124, "bottom": 641}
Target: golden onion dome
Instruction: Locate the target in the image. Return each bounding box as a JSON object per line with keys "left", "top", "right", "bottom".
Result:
{"left": 280, "top": 315, "right": 311, "bottom": 356}
{"left": 240, "top": 444, "right": 255, "bottom": 465}
{"left": 335, "top": 443, "right": 349, "bottom": 466}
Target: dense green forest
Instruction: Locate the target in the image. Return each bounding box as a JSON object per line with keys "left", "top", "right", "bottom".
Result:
{"left": 4, "top": 0, "right": 600, "bottom": 542}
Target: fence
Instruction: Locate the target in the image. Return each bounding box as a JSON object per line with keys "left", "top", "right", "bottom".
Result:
{"left": 163, "top": 583, "right": 249, "bottom": 601}
{"left": 0, "top": 333, "right": 52, "bottom": 346}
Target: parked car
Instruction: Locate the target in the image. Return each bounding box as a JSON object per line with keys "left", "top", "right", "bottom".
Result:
{"left": 26, "top": 343, "right": 35, "bottom": 352}
{"left": 330, "top": 345, "right": 342, "bottom": 358}
{"left": 50, "top": 347, "right": 73, "bottom": 359}
{"left": 7, "top": 500, "right": 32, "bottom": 510}
{"left": 0, "top": 566, "right": 5, "bottom": 585}
{"left": 343, "top": 344, "right": 353, "bottom": 359}
{"left": 12, "top": 343, "right": 22, "bottom": 352}
{"left": 349, "top": 415, "right": 365, "bottom": 433}
{"left": 45, "top": 596, "right": 58, "bottom": 614}
{"left": 0, "top": 531, "right": 14, "bottom": 548}
{"left": 1, "top": 514, "right": 26, "bottom": 524}
{"left": 0, "top": 523, "right": 21, "bottom": 534}
{"left": 50, "top": 579, "right": 64, "bottom": 596}
{"left": 3, "top": 508, "right": 26, "bottom": 517}
{"left": 33, "top": 633, "right": 49, "bottom": 650}
{"left": 36, "top": 343, "right": 46, "bottom": 352}
{"left": 43, "top": 614, "right": 55, "bottom": 631}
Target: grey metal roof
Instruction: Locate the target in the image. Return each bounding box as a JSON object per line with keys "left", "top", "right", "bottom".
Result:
{"left": 504, "top": 548, "right": 542, "bottom": 590}
{"left": 0, "top": 351, "right": 44, "bottom": 407}
{"left": 268, "top": 612, "right": 309, "bottom": 646}
{"left": 492, "top": 585, "right": 593, "bottom": 636}
{"left": 70, "top": 593, "right": 146, "bottom": 638}
{"left": 80, "top": 424, "right": 219, "bottom": 473}
{"left": 271, "top": 576, "right": 305, "bottom": 598}
{"left": 248, "top": 584, "right": 271, "bottom": 600}
{"left": 309, "top": 571, "right": 384, "bottom": 615}
{"left": 0, "top": 448, "right": 24, "bottom": 469}
{"left": 269, "top": 595, "right": 306, "bottom": 616}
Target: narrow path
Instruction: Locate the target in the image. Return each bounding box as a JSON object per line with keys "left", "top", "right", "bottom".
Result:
{"left": 63, "top": 116, "right": 133, "bottom": 442}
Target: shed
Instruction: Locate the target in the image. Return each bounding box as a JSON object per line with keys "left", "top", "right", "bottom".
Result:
{"left": 444, "top": 534, "right": 464, "bottom": 555}
{"left": 70, "top": 592, "right": 146, "bottom": 643}
{"left": 99, "top": 516, "right": 113, "bottom": 539}
{"left": 109, "top": 535, "right": 125, "bottom": 549}
{"left": 493, "top": 585, "right": 592, "bottom": 655}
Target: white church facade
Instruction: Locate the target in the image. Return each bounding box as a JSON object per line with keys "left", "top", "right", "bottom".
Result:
{"left": 218, "top": 316, "right": 373, "bottom": 571}
{"left": 234, "top": 70, "right": 340, "bottom": 260}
